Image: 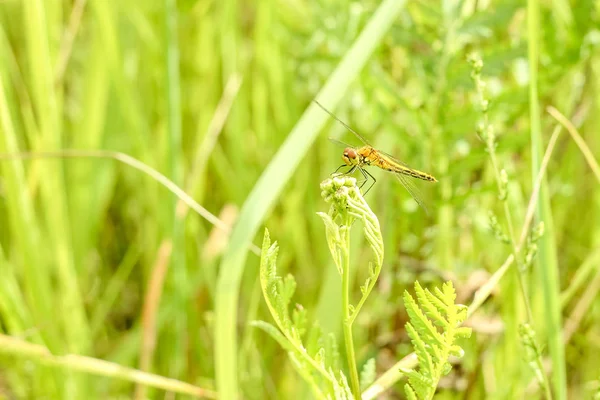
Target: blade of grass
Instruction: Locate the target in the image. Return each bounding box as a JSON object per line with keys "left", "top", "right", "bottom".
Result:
{"left": 546, "top": 106, "right": 600, "bottom": 182}
{"left": 24, "top": 0, "right": 89, "bottom": 395}
{"left": 527, "top": 1, "right": 566, "bottom": 397}
{"left": 0, "top": 150, "right": 257, "bottom": 251}
{"left": 213, "top": 0, "right": 408, "bottom": 398}
{"left": 161, "top": 0, "right": 188, "bottom": 387}
{"left": 0, "top": 33, "right": 60, "bottom": 397}
{"left": 54, "top": 0, "right": 87, "bottom": 85}
{"left": 0, "top": 334, "right": 217, "bottom": 399}
{"left": 546, "top": 106, "right": 600, "bottom": 343}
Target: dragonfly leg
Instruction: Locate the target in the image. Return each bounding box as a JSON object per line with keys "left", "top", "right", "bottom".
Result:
{"left": 332, "top": 164, "right": 354, "bottom": 175}
{"left": 330, "top": 165, "right": 374, "bottom": 195}
{"left": 355, "top": 167, "right": 368, "bottom": 189}
{"left": 345, "top": 165, "right": 370, "bottom": 190}
{"left": 361, "top": 167, "right": 376, "bottom": 196}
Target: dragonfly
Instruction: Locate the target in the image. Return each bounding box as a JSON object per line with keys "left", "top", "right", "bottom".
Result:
{"left": 314, "top": 100, "right": 437, "bottom": 212}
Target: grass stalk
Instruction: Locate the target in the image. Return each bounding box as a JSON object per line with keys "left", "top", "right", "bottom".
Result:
{"left": 527, "top": 0, "right": 567, "bottom": 397}
{"left": 0, "top": 334, "right": 216, "bottom": 398}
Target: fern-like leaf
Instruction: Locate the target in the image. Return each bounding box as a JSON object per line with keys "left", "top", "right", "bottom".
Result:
{"left": 403, "top": 290, "right": 445, "bottom": 347}
{"left": 331, "top": 371, "right": 354, "bottom": 400}
{"left": 258, "top": 230, "right": 334, "bottom": 384}
{"left": 360, "top": 358, "right": 376, "bottom": 390}
{"left": 402, "top": 281, "right": 472, "bottom": 400}
{"left": 257, "top": 229, "right": 353, "bottom": 397}
{"left": 405, "top": 323, "right": 435, "bottom": 375}
{"left": 416, "top": 281, "right": 448, "bottom": 329}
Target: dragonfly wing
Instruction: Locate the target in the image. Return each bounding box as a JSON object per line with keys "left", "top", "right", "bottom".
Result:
{"left": 393, "top": 172, "right": 430, "bottom": 215}
{"left": 379, "top": 149, "right": 437, "bottom": 182}
{"left": 313, "top": 100, "right": 372, "bottom": 146}
{"left": 378, "top": 148, "right": 412, "bottom": 169}
{"left": 345, "top": 123, "right": 372, "bottom": 147}
{"left": 328, "top": 137, "right": 355, "bottom": 148}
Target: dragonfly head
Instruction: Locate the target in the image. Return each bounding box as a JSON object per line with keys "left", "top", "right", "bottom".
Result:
{"left": 342, "top": 147, "right": 359, "bottom": 166}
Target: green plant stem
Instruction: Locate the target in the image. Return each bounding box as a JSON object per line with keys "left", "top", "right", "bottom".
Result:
{"left": 488, "top": 126, "right": 553, "bottom": 400}
{"left": 472, "top": 58, "right": 536, "bottom": 326}
{"left": 341, "top": 219, "right": 361, "bottom": 399}
{"left": 487, "top": 149, "right": 535, "bottom": 324}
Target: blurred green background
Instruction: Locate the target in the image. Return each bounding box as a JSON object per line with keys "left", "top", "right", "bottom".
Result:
{"left": 1, "top": 0, "right": 599, "bottom": 398}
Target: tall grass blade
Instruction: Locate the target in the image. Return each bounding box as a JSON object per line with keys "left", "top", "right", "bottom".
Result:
{"left": 527, "top": 0, "right": 566, "bottom": 398}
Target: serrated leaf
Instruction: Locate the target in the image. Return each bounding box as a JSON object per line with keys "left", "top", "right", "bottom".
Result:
{"left": 281, "top": 274, "right": 297, "bottom": 305}
{"left": 260, "top": 229, "right": 280, "bottom": 295}
{"left": 315, "top": 347, "right": 325, "bottom": 365}
{"left": 406, "top": 323, "right": 435, "bottom": 374}
{"left": 456, "top": 327, "right": 472, "bottom": 338}
{"left": 407, "top": 371, "right": 433, "bottom": 398}
{"left": 292, "top": 305, "right": 308, "bottom": 337}
{"left": 326, "top": 333, "right": 341, "bottom": 371}
{"left": 423, "top": 287, "right": 449, "bottom": 321}
{"left": 441, "top": 282, "right": 457, "bottom": 304}
{"left": 332, "top": 371, "right": 353, "bottom": 400}
{"left": 403, "top": 281, "right": 470, "bottom": 400}
{"left": 449, "top": 344, "right": 465, "bottom": 358}
{"left": 404, "top": 291, "right": 444, "bottom": 346}
{"left": 405, "top": 384, "right": 418, "bottom": 400}
{"left": 304, "top": 322, "right": 323, "bottom": 355}
{"left": 456, "top": 305, "right": 469, "bottom": 322}
{"left": 415, "top": 283, "right": 448, "bottom": 329}
{"left": 317, "top": 212, "right": 343, "bottom": 275}
{"left": 360, "top": 358, "right": 376, "bottom": 390}
{"left": 321, "top": 333, "right": 338, "bottom": 371}
{"left": 442, "top": 362, "right": 452, "bottom": 375}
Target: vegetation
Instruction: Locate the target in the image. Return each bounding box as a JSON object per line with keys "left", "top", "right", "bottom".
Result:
{"left": 0, "top": 0, "right": 599, "bottom": 399}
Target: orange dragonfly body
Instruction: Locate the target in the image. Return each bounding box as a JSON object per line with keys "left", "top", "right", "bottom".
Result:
{"left": 342, "top": 145, "right": 437, "bottom": 182}
{"left": 314, "top": 100, "right": 437, "bottom": 212}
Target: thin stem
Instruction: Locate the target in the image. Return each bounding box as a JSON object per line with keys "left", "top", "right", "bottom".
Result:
{"left": 341, "top": 219, "right": 361, "bottom": 399}
{"left": 0, "top": 334, "right": 216, "bottom": 398}
{"left": 488, "top": 149, "right": 535, "bottom": 324}
{"left": 472, "top": 57, "right": 536, "bottom": 325}
{"left": 0, "top": 150, "right": 260, "bottom": 255}
{"left": 546, "top": 106, "right": 600, "bottom": 183}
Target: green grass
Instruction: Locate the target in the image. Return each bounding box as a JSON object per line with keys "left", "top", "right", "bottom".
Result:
{"left": 1, "top": 0, "right": 599, "bottom": 399}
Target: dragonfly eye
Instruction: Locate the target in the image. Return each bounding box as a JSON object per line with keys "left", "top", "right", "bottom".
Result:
{"left": 343, "top": 148, "right": 357, "bottom": 164}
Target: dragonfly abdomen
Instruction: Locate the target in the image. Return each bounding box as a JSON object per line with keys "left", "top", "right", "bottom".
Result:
{"left": 357, "top": 145, "right": 438, "bottom": 182}
{"left": 389, "top": 165, "right": 437, "bottom": 182}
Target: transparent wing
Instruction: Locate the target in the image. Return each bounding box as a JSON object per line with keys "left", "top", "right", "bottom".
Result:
{"left": 377, "top": 148, "right": 412, "bottom": 169}
{"left": 378, "top": 148, "right": 437, "bottom": 182}
{"left": 328, "top": 137, "right": 355, "bottom": 148}
{"left": 394, "top": 172, "right": 430, "bottom": 215}
{"left": 313, "top": 100, "right": 372, "bottom": 146}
